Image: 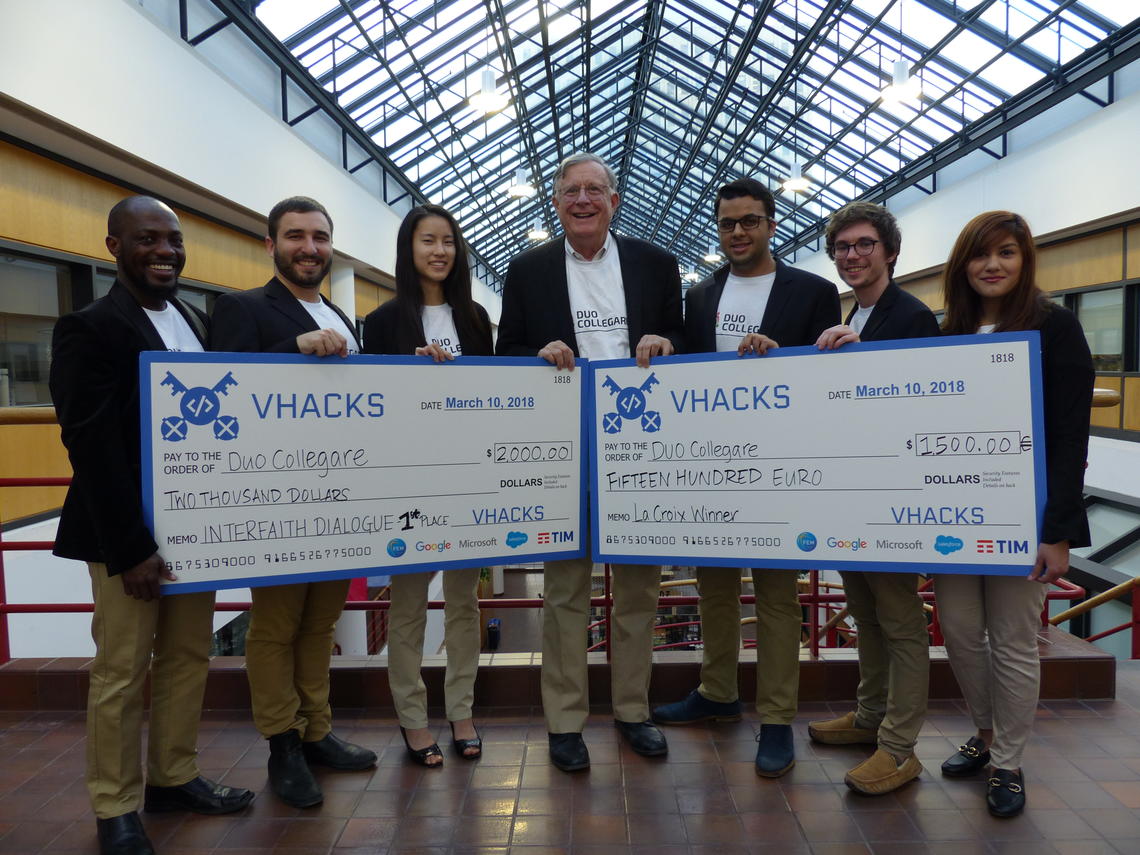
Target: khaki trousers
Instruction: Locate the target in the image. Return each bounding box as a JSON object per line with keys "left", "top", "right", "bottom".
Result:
{"left": 541, "top": 553, "right": 662, "bottom": 732}
{"left": 246, "top": 579, "right": 349, "bottom": 739}
{"left": 840, "top": 571, "right": 929, "bottom": 756}
{"left": 387, "top": 568, "right": 481, "bottom": 729}
{"left": 934, "top": 573, "right": 1046, "bottom": 769}
{"left": 695, "top": 566, "right": 801, "bottom": 723}
{"left": 86, "top": 563, "right": 215, "bottom": 819}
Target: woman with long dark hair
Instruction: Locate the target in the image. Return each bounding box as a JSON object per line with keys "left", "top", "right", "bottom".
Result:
{"left": 935, "top": 211, "right": 1093, "bottom": 817}
{"left": 363, "top": 204, "right": 492, "bottom": 765}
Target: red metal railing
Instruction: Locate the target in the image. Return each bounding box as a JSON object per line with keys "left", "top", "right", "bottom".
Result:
{"left": 0, "top": 475, "right": 1100, "bottom": 665}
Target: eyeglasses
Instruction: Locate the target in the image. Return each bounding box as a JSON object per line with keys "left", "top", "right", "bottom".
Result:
{"left": 715, "top": 214, "right": 769, "bottom": 233}
{"left": 559, "top": 184, "right": 610, "bottom": 201}
{"left": 832, "top": 238, "right": 880, "bottom": 258}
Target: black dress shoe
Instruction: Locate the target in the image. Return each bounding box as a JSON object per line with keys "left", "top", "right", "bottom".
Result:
{"left": 268, "top": 730, "right": 323, "bottom": 808}
{"left": 302, "top": 731, "right": 378, "bottom": 770}
{"left": 144, "top": 775, "right": 254, "bottom": 815}
{"left": 941, "top": 736, "right": 991, "bottom": 777}
{"left": 615, "top": 720, "right": 668, "bottom": 757}
{"left": 987, "top": 768, "right": 1026, "bottom": 818}
{"left": 96, "top": 812, "right": 154, "bottom": 855}
{"left": 548, "top": 732, "right": 590, "bottom": 771}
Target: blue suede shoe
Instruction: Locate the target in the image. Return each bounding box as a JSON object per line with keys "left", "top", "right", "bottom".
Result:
{"left": 651, "top": 689, "right": 743, "bottom": 725}
{"left": 755, "top": 724, "right": 795, "bottom": 778}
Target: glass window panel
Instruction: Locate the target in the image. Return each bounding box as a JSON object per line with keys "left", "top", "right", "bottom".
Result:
{"left": 1099, "top": 535, "right": 1140, "bottom": 575}
{"left": 0, "top": 254, "right": 68, "bottom": 406}
{"left": 1071, "top": 502, "right": 1140, "bottom": 558}
{"left": 1077, "top": 288, "right": 1123, "bottom": 372}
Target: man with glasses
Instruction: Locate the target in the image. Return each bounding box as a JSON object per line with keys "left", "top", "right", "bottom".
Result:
{"left": 497, "top": 152, "right": 684, "bottom": 772}
{"left": 809, "top": 201, "right": 939, "bottom": 795}
{"left": 651, "top": 178, "right": 839, "bottom": 778}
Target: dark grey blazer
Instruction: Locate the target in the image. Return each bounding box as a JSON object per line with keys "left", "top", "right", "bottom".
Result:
{"left": 495, "top": 233, "right": 684, "bottom": 357}
{"left": 844, "top": 282, "right": 940, "bottom": 342}
{"left": 684, "top": 260, "right": 840, "bottom": 352}
{"left": 50, "top": 282, "right": 209, "bottom": 574}
{"left": 209, "top": 277, "right": 360, "bottom": 353}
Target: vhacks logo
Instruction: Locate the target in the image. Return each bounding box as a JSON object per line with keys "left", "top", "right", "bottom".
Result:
{"left": 159, "top": 370, "right": 239, "bottom": 441}
{"left": 600, "top": 373, "right": 661, "bottom": 434}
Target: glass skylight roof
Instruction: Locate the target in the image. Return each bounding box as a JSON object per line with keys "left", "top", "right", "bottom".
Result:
{"left": 253, "top": 0, "right": 1137, "bottom": 290}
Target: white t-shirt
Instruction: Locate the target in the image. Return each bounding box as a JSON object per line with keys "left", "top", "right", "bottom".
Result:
{"left": 849, "top": 304, "right": 874, "bottom": 336}
{"left": 300, "top": 298, "right": 359, "bottom": 354}
{"left": 978, "top": 323, "right": 997, "bottom": 334}
{"left": 714, "top": 271, "right": 776, "bottom": 352}
{"left": 421, "top": 303, "right": 462, "bottom": 356}
{"left": 143, "top": 303, "right": 203, "bottom": 353}
{"left": 565, "top": 232, "right": 629, "bottom": 359}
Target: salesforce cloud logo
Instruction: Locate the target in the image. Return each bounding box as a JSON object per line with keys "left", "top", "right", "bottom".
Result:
{"left": 934, "top": 535, "right": 963, "bottom": 556}
{"left": 387, "top": 538, "right": 407, "bottom": 558}
{"left": 506, "top": 531, "right": 528, "bottom": 549}
{"left": 796, "top": 532, "right": 817, "bottom": 552}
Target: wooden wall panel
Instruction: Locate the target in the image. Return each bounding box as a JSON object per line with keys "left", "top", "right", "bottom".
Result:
{"left": 1124, "top": 377, "right": 1140, "bottom": 432}
{"left": 1090, "top": 375, "right": 1122, "bottom": 430}
{"left": 1126, "top": 224, "right": 1140, "bottom": 280}
{"left": 354, "top": 277, "right": 393, "bottom": 319}
{"left": 0, "top": 424, "right": 69, "bottom": 523}
{"left": 900, "top": 273, "right": 944, "bottom": 312}
{"left": 0, "top": 140, "right": 265, "bottom": 290}
{"left": 1037, "top": 230, "right": 1124, "bottom": 294}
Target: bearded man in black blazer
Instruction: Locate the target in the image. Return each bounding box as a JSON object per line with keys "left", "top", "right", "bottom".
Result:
{"left": 497, "top": 152, "right": 683, "bottom": 772}
{"left": 210, "top": 197, "right": 376, "bottom": 809}
{"left": 52, "top": 196, "right": 253, "bottom": 855}
{"left": 808, "top": 202, "right": 939, "bottom": 796}
{"left": 651, "top": 178, "right": 840, "bottom": 779}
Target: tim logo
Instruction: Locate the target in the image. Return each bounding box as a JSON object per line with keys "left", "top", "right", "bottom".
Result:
{"left": 537, "top": 531, "right": 575, "bottom": 545}
{"left": 977, "top": 539, "right": 1030, "bottom": 555}
{"left": 159, "top": 370, "right": 239, "bottom": 442}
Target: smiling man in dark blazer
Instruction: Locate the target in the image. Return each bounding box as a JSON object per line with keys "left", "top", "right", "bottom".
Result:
{"left": 809, "top": 201, "right": 939, "bottom": 796}
{"left": 210, "top": 196, "right": 375, "bottom": 809}
{"left": 651, "top": 178, "right": 839, "bottom": 779}
{"left": 497, "top": 152, "right": 683, "bottom": 772}
{"left": 52, "top": 196, "right": 253, "bottom": 855}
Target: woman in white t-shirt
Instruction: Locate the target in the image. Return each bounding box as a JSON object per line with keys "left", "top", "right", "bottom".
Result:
{"left": 934, "top": 212, "right": 1093, "bottom": 817}
{"left": 362, "top": 205, "right": 493, "bottom": 766}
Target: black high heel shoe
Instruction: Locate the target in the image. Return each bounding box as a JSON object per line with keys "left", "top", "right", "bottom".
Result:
{"left": 449, "top": 721, "right": 482, "bottom": 760}
{"left": 400, "top": 726, "right": 443, "bottom": 767}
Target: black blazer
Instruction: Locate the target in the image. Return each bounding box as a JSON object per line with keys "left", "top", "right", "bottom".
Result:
{"left": 362, "top": 298, "right": 493, "bottom": 357}
{"left": 209, "top": 277, "right": 360, "bottom": 353}
{"left": 495, "top": 234, "right": 684, "bottom": 357}
{"left": 684, "top": 260, "right": 840, "bottom": 352}
{"left": 50, "top": 282, "right": 209, "bottom": 574}
{"left": 845, "top": 282, "right": 940, "bottom": 343}
{"left": 1036, "top": 305, "right": 1094, "bottom": 547}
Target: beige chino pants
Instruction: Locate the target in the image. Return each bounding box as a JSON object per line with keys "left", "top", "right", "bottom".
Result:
{"left": 86, "top": 563, "right": 215, "bottom": 819}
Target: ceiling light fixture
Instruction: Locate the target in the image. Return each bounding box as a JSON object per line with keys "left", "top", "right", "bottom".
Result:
{"left": 781, "top": 162, "right": 811, "bottom": 193}
{"left": 683, "top": 269, "right": 701, "bottom": 282}
{"left": 703, "top": 245, "right": 722, "bottom": 263}
{"left": 469, "top": 68, "right": 509, "bottom": 113}
{"left": 527, "top": 220, "right": 549, "bottom": 241}
{"left": 880, "top": 58, "right": 922, "bottom": 104}
{"left": 507, "top": 169, "right": 536, "bottom": 198}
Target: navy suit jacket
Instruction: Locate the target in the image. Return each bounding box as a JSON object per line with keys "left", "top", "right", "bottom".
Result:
{"left": 845, "top": 282, "right": 940, "bottom": 343}
{"left": 495, "top": 234, "right": 684, "bottom": 357}
{"left": 209, "top": 277, "right": 360, "bottom": 353}
{"left": 50, "top": 282, "right": 209, "bottom": 574}
{"left": 684, "top": 260, "right": 840, "bottom": 352}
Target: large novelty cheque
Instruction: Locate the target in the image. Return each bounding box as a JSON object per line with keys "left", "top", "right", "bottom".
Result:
{"left": 590, "top": 333, "right": 1045, "bottom": 575}
{"left": 141, "top": 353, "right": 585, "bottom": 593}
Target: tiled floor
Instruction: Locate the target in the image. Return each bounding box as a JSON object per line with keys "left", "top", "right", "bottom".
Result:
{"left": 3, "top": 665, "right": 1140, "bottom": 854}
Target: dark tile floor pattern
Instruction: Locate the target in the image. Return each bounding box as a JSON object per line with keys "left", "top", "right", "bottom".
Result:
{"left": 4, "top": 664, "right": 1140, "bottom": 854}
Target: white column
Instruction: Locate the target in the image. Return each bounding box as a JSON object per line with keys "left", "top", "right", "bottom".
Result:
{"left": 330, "top": 263, "right": 356, "bottom": 321}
